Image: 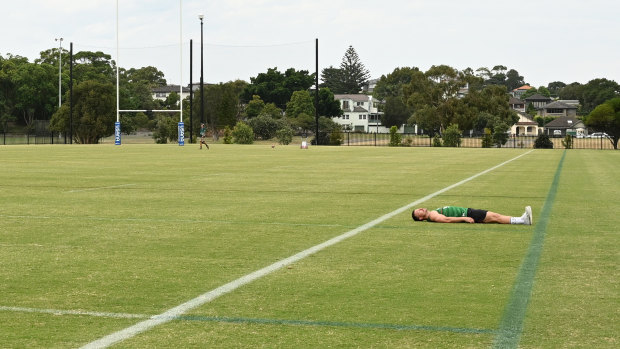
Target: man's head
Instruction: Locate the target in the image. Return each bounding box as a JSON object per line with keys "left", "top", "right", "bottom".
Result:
{"left": 411, "top": 208, "right": 428, "bottom": 221}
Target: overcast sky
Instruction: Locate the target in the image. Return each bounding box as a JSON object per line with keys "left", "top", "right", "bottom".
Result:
{"left": 2, "top": 0, "right": 618, "bottom": 88}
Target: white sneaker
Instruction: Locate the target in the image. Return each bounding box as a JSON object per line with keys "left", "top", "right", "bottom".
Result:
{"left": 524, "top": 206, "right": 533, "bottom": 225}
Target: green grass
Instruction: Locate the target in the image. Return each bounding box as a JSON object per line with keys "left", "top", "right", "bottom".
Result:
{"left": 0, "top": 144, "right": 618, "bottom": 348}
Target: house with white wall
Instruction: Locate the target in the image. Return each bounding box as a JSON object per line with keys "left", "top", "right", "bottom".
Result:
{"left": 332, "top": 94, "right": 386, "bottom": 132}
{"left": 152, "top": 85, "right": 190, "bottom": 101}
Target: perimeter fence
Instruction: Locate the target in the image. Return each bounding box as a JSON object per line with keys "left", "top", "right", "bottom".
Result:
{"left": 1, "top": 130, "right": 616, "bottom": 150}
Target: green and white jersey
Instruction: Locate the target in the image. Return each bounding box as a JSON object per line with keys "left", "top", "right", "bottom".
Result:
{"left": 433, "top": 206, "right": 467, "bottom": 217}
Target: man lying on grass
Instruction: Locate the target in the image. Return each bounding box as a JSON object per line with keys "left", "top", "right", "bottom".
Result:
{"left": 412, "top": 206, "right": 532, "bottom": 225}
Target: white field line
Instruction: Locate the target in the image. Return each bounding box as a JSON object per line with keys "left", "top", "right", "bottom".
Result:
{"left": 80, "top": 150, "right": 533, "bottom": 349}
{"left": 66, "top": 184, "right": 136, "bottom": 193}
{"left": 0, "top": 306, "right": 148, "bottom": 319}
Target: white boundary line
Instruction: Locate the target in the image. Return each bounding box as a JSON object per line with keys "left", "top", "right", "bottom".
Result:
{"left": 67, "top": 184, "right": 136, "bottom": 193}
{"left": 81, "top": 150, "right": 533, "bottom": 349}
{"left": 0, "top": 306, "right": 148, "bottom": 319}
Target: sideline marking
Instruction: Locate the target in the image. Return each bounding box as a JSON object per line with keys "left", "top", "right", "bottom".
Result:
{"left": 0, "top": 306, "right": 147, "bottom": 319}
{"left": 66, "top": 184, "right": 136, "bottom": 193}
{"left": 81, "top": 150, "right": 533, "bottom": 349}
{"left": 0, "top": 306, "right": 493, "bottom": 335}
{"left": 492, "top": 150, "right": 565, "bottom": 349}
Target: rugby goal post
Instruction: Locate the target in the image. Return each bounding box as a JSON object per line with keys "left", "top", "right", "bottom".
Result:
{"left": 115, "top": 0, "right": 185, "bottom": 146}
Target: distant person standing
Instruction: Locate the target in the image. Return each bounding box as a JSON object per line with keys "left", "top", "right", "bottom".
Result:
{"left": 199, "top": 123, "right": 209, "bottom": 150}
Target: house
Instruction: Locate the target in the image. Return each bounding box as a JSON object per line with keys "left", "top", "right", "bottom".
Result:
{"left": 524, "top": 94, "right": 552, "bottom": 109}
{"left": 362, "top": 78, "right": 379, "bottom": 94}
{"left": 509, "top": 97, "right": 526, "bottom": 112}
{"left": 543, "top": 116, "right": 586, "bottom": 138}
{"left": 152, "top": 85, "right": 191, "bottom": 101}
{"left": 540, "top": 100, "right": 578, "bottom": 118}
{"left": 511, "top": 112, "right": 541, "bottom": 136}
{"left": 333, "top": 94, "right": 384, "bottom": 132}
{"left": 511, "top": 85, "right": 533, "bottom": 98}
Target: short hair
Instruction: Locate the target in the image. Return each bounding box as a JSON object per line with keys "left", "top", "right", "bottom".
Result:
{"left": 412, "top": 209, "right": 421, "bottom": 221}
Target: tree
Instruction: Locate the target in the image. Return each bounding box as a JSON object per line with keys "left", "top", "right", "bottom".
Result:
{"left": 585, "top": 97, "right": 620, "bottom": 149}
{"left": 285, "top": 90, "right": 315, "bottom": 118}
{"left": 49, "top": 80, "right": 116, "bottom": 143}
{"left": 382, "top": 96, "right": 411, "bottom": 128}
{"left": 581, "top": 78, "right": 620, "bottom": 115}
{"left": 505, "top": 69, "right": 525, "bottom": 92}
{"left": 245, "top": 95, "right": 265, "bottom": 118}
{"left": 442, "top": 124, "right": 462, "bottom": 147}
{"left": 316, "top": 87, "right": 342, "bottom": 117}
{"left": 520, "top": 87, "right": 539, "bottom": 100}
{"left": 242, "top": 67, "right": 314, "bottom": 109}
{"left": 195, "top": 81, "right": 242, "bottom": 139}
{"left": 404, "top": 65, "right": 468, "bottom": 134}
{"left": 547, "top": 81, "right": 566, "bottom": 97}
{"left": 339, "top": 46, "right": 370, "bottom": 94}
{"left": 248, "top": 115, "right": 281, "bottom": 140}
{"left": 12, "top": 61, "right": 57, "bottom": 130}
{"left": 320, "top": 66, "right": 344, "bottom": 93}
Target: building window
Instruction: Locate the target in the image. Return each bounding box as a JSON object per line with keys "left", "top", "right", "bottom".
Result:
{"left": 547, "top": 108, "right": 564, "bottom": 114}
{"left": 357, "top": 102, "right": 364, "bottom": 106}
{"left": 344, "top": 115, "right": 349, "bottom": 120}
{"left": 342, "top": 101, "right": 349, "bottom": 109}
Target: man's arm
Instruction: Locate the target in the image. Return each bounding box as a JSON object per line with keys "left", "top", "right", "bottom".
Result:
{"left": 428, "top": 211, "right": 474, "bottom": 223}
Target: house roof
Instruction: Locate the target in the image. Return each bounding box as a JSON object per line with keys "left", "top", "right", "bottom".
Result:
{"left": 544, "top": 116, "right": 584, "bottom": 129}
{"left": 334, "top": 94, "right": 371, "bottom": 103}
{"left": 152, "top": 85, "right": 190, "bottom": 93}
{"left": 513, "top": 85, "right": 533, "bottom": 91}
{"left": 543, "top": 101, "right": 577, "bottom": 110}
{"left": 509, "top": 97, "right": 524, "bottom": 104}
{"left": 353, "top": 106, "right": 368, "bottom": 112}
{"left": 524, "top": 93, "right": 551, "bottom": 101}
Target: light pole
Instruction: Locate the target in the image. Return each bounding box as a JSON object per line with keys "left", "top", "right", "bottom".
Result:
{"left": 55, "top": 37, "right": 63, "bottom": 108}
{"left": 199, "top": 14, "right": 204, "bottom": 125}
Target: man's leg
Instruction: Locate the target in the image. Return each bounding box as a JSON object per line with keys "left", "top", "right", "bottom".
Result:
{"left": 483, "top": 211, "right": 511, "bottom": 224}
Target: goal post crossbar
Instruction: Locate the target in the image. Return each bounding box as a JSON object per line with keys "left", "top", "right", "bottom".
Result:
{"left": 118, "top": 110, "right": 181, "bottom": 113}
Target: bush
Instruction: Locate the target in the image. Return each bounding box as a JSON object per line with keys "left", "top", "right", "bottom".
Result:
{"left": 443, "top": 124, "right": 462, "bottom": 147}
{"left": 492, "top": 122, "right": 509, "bottom": 148}
{"left": 534, "top": 134, "right": 553, "bottom": 149}
{"left": 432, "top": 135, "right": 442, "bottom": 147}
{"left": 562, "top": 135, "right": 573, "bottom": 149}
{"left": 222, "top": 126, "right": 233, "bottom": 144}
{"left": 329, "top": 128, "right": 343, "bottom": 145}
{"left": 248, "top": 115, "right": 280, "bottom": 140}
{"left": 389, "top": 126, "right": 402, "bottom": 146}
{"left": 232, "top": 122, "right": 254, "bottom": 144}
{"left": 481, "top": 128, "right": 493, "bottom": 148}
{"left": 152, "top": 115, "right": 177, "bottom": 144}
{"left": 276, "top": 126, "right": 293, "bottom": 145}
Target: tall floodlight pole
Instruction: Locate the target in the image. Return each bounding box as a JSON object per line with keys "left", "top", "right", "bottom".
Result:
{"left": 199, "top": 14, "right": 204, "bottom": 124}
{"left": 54, "top": 38, "right": 63, "bottom": 108}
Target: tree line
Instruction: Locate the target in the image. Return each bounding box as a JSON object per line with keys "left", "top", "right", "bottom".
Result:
{"left": 1, "top": 45, "right": 618, "bottom": 147}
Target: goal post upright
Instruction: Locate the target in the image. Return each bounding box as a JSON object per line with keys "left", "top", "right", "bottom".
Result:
{"left": 115, "top": 0, "right": 185, "bottom": 146}
{"left": 177, "top": 0, "right": 184, "bottom": 146}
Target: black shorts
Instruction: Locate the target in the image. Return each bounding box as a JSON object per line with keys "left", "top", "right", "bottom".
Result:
{"left": 467, "top": 208, "right": 488, "bottom": 223}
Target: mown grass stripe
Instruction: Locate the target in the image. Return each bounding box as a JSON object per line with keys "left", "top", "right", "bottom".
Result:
{"left": 0, "top": 306, "right": 493, "bottom": 334}
{"left": 492, "top": 150, "right": 566, "bottom": 349}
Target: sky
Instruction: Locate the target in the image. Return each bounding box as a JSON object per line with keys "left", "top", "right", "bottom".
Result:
{"left": 1, "top": 0, "right": 619, "bottom": 89}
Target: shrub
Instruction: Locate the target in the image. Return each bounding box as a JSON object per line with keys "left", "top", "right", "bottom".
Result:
{"left": 481, "top": 128, "right": 493, "bottom": 148}
{"left": 223, "top": 126, "right": 233, "bottom": 144}
{"left": 534, "top": 133, "right": 553, "bottom": 149}
{"left": 492, "top": 122, "right": 509, "bottom": 148}
{"left": 389, "top": 126, "right": 402, "bottom": 146}
{"left": 232, "top": 122, "right": 254, "bottom": 144}
{"left": 329, "top": 128, "right": 343, "bottom": 145}
{"left": 401, "top": 137, "right": 413, "bottom": 147}
{"left": 248, "top": 115, "right": 279, "bottom": 140}
{"left": 443, "top": 124, "right": 462, "bottom": 147}
{"left": 562, "top": 135, "right": 573, "bottom": 149}
{"left": 276, "top": 126, "right": 293, "bottom": 145}
{"left": 432, "top": 135, "right": 442, "bottom": 147}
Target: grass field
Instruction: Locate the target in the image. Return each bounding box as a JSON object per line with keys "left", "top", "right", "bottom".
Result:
{"left": 0, "top": 144, "right": 618, "bottom": 348}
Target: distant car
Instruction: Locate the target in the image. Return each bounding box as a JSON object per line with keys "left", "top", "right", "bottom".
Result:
{"left": 552, "top": 130, "right": 562, "bottom": 137}
{"left": 588, "top": 132, "right": 609, "bottom": 138}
